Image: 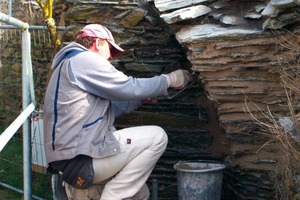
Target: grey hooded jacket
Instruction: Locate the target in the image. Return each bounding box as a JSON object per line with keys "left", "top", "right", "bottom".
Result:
{"left": 43, "top": 42, "right": 169, "bottom": 163}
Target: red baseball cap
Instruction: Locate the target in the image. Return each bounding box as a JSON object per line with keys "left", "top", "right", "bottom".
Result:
{"left": 76, "top": 24, "right": 124, "bottom": 57}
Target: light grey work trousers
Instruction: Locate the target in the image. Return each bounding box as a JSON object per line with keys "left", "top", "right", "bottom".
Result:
{"left": 92, "top": 125, "right": 168, "bottom": 200}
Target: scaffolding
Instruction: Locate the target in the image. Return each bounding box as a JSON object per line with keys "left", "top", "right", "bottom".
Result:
{"left": 0, "top": 12, "right": 37, "bottom": 200}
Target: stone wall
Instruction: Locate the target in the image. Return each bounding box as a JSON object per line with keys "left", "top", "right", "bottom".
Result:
{"left": 153, "top": 0, "right": 300, "bottom": 199}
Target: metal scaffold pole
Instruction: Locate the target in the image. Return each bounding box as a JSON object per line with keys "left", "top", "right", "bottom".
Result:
{"left": 22, "top": 25, "right": 33, "bottom": 200}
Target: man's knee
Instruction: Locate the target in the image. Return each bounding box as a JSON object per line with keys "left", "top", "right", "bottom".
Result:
{"left": 152, "top": 125, "right": 168, "bottom": 147}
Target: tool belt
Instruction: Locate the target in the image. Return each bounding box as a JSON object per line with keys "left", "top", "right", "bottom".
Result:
{"left": 47, "top": 154, "right": 94, "bottom": 189}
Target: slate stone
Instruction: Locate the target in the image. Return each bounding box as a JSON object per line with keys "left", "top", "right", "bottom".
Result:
{"left": 261, "top": 2, "right": 280, "bottom": 17}
{"left": 160, "top": 5, "right": 212, "bottom": 24}
{"left": 271, "top": 0, "right": 296, "bottom": 8}
{"left": 244, "top": 12, "right": 262, "bottom": 20}
{"left": 219, "top": 15, "right": 243, "bottom": 25}
{"left": 176, "top": 24, "right": 261, "bottom": 43}
{"left": 154, "top": 0, "right": 210, "bottom": 12}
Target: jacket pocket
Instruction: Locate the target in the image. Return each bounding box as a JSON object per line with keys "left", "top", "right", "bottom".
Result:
{"left": 82, "top": 116, "right": 103, "bottom": 129}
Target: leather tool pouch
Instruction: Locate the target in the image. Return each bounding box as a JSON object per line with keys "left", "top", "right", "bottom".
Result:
{"left": 47, "top": 155, "right": 94, "bottom": 189}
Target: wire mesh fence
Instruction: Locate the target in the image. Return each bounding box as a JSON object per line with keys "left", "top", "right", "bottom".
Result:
{"left": 0, "top": 28, "right": 53, "bottom": 126}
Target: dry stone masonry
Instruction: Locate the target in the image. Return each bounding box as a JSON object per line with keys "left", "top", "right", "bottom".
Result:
{"left": 152, "top": 0, "right": 300, "bottom": 199}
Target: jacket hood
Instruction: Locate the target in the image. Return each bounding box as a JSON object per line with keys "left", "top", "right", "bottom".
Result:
{"left": 51, "top": 42, "right": 87, "bottom": 70}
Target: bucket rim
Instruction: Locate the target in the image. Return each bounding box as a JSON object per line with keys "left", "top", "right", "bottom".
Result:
{"left": 173, "top": 160, "right": 226, "bottom": 173}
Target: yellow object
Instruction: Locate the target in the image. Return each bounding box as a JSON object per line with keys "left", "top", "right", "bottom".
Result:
{"left": 36, "top": 0, "right": 61, "bottom": 47}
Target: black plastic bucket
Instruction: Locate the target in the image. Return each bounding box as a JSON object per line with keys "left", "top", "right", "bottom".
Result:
{"left": 174, "top": 161, "right": 226, "bottom": 200}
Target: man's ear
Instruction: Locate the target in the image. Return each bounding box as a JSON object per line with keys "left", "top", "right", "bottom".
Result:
{"left": 95, "top": 39, "right": 105, "bottom": 51}
{"left": 93, "top": 39, "right": 101, "bottom": 51}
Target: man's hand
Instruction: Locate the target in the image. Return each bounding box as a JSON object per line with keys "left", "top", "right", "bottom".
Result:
{"left": 142, "top": 98, "right": 158, "bottom": 105}
{"left": 165, "top": 69, "right": 192, "bottom": 88}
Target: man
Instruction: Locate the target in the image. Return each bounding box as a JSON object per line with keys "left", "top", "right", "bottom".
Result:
{"left": 44, "top": 24, "right": 191, "bottom": 200}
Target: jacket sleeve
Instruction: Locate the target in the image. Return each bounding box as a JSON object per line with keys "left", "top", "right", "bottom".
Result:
{"left": 68, "top": 51, "right": 169, "bottom": 100}
{"left": 112, "top": 100, "right": 142, "bottom": 119}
